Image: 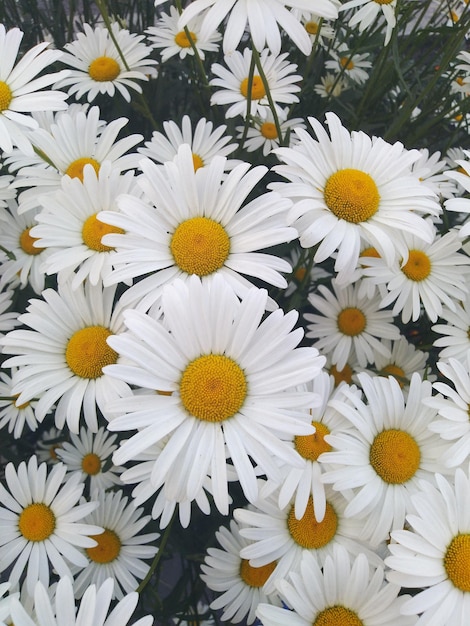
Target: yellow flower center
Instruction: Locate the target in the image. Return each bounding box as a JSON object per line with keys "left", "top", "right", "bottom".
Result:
{"left": 314, "top": 606, "right": 364, "bottom": 626}
{"left": 380, "top": 363, "right": 407, "bottom": 388}
{"left": 179, "top": 354, "right": 247, "bottom": 422}
{"left": 18, "top": 503, "right": 56, "bottom": 542}
{"left": 369, "top": 429, "right": 420, "bottom": 484}
{"left": 19, "top": 227, "right": 45, "bottom": 256}
{"left": 444, "top": 534, "right": 470, "bottom": 592}
{"left": 374, "top": 0, "right": 394, "bottom": 4}
{"left": 65, "top": 157, "right": 101, "bottom": 182}
{"left": 337, "top": 307, "right": 366, "bottom": 336}
{"left": 240, "top": 76, "right": 266, "bottom": 100}
{"left": 0, "top": 81, "right": 12, "bottom": 111}
{"left": 81, "top": 452, "right": 101, "bottom": 475}
{"left": 65, "top": 326, "right": 118, "bottom": 379}
{"left": 340, "top": 57, "right": 355, "bottom": 70}
{"left": 174, "top": 30, "right": 197, "bottom": 48}
{"left": 170, "top": 216, "right": 230, "bottom": 276}
{"left": 82, "top": 213, "right": 124, "bottom": 252}
{"left": 239, "top": 559, "right": 277, "bottom": 587}
{"left": 294, "top": 421, "right": 332, "bottom": 461}
{"left": 88, "top": 56, "right": 121, "bottom": 82}
{"left": 401, "top": 250, "right": 431, "bottom": 281}
{"left": 287, "top": 498, "right": 337, "bottom": 549}
{"left": 192, "top": 153, "right": 204, "bottom": 171}
{"left": 324, "top": 169, "right": 380, "bottom": 223}
{"left": 86, "top": 528, "right": 121, "bottom": 563}
{"left": 260, "top": 122, "right": 278, "bottom": 140}
{"left": 329, "top": 363, "right": 353, "bottom": 386}
{"left": 305, "top": 21, "right": 319, "bottom": 35}
{"left": 294, "top": 266, "right": 307, "bottom": 282}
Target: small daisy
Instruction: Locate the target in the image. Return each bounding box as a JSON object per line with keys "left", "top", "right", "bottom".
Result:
{"left": 73, "top": 490, "right": 159, "bottom": 600}
{"left": 411, "top": 148, "right": 458, "bottom": 201}
{"left": 100, "top": 145, "right": 296, "bottom": 312}
{"left": 0, "top": 455, "right": 102, "bottom": 594}
{"left": 0, "top": 24, "right": 68, "bottom": 154}
{"left": 147, "top": 6, "right": 221, "bottom": 62}
{"left": 313, "top": 72, "right": 349, "bottom": 98}
{"left": 35, "top": 425, "right": 64, "bottom": 465}
{"left": 210, "top": 48, "right": 302, "bottom": 120}
{"left": 236, "top": 109, "right": 306, "bottom": 156}
{"left": 305, "top": 280, "right": 400, "bottom": 371}
{"left": 340, "top": 0, "right": 398, "bottom": 46}
{"left": 200, "top": 519, "right": 282, "bottom": 624}
{"left": 321, "top": 372, "right": 449, "bottom": 545}
{"left": 256, "top": 544, "right": 417, "bottom": 626}
{"left": 1, "top": 280, "right": 132, "bottom": 434}
{"left": 55, "top": 22, "right": 157, "bottom": 103}
{"left": 432, "top": 295, "right": 470, "bottom": 362}
{"left": 325, "top": 43, "right": 372, "bottom": 84}
{"left": 292, "top": 10, "right": 336, "bottom": 48}
{"left": 386, "top": 469, "right": 470, "bottom": 625}
{"left": 56, "top": 426, "right": 124, "bottom": 494}
{"left": 105, "top": 275, "right": 325, "bottom": 514}
{"left": 0, "top": 369, "right": 46, "bottom": 439}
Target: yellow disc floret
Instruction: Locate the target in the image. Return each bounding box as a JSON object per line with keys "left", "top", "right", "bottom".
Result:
{"left": 192, "top": 153, "right": 204, "bottom": 171}
{"left": 340, "top": 57, "right": 355, "bottom": 70}
{"left": 88, "top": 56, "right": 121, "bottom": 82}
{"left": 381, "top": 363, "right": 407, "bottom": 388}
{"left": 65, "top": 326, "right": 118, "bottom": 379}
{"left": 240, "top": 76, "right": 266, "bottom": 100}
{"left": 305, "top": 21, "right": 319, "bottom": 35}
{"left": 0, "top": 81, "right": 12, "bottom": 111}
{"left": 329, "top": 363, "right": 353, "bottom": 387}
{"left": 287, "top": 498, "right": 337, "bottom": 549}
{"left": 19, "top": 227, "right": 44, "bottom": 256}
{"left": 86, "top": 528, "right": 121, "bottom": 563}
{"left": 401, "top": 250, "right": 431, "bottom": 282}
{"left": 374, "top": 0, "right": 394, "bottom": 4}
{"left": 369, "top": 429, "right": 420, "bottom": 484}
{"left": 239, "top": 559, "right": 277, "bottom": 587}
{"left": 260, "top": 122, "right": 278, "bottom": 140}
{"left": 82, "top": 213, "right": 124, "bottom": 252}
{"left": 18, "top": 503, "right": 56, "bottom": 542}
{"left": 174, "top": 30, "right": 197, "bottom": 48}
{"left": 295, "top": 421, "right": 332, "bottom": 461}
{"left": 65, "top": 157, "right": 101, "bottom": 182}
{"left": 314, "top": 606, "right": 364, "bottom": 626}
{"left": 81, "top": 452, "right": 101, "bottom": 475}
{"left": 170, "top": 216, "right": 230, "bottom": 276}
{"left": 324, "top": 168, "right": 380, "bottom": 223}
{"left": 179, "top": 354, "right": 247, "bottom": 422}
{"left": 337, "top": 307, "right": 366, "bottom": 336}
{"left": 444, "top": 534, "right": 470, "bottom": 592}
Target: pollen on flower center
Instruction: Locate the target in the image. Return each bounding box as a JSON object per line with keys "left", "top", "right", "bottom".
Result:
{"left": 287, "top": 498, "right": 337, "bottom": 549}
{"left": 240, "top": 76, "right": 266, "bottom": 100}
{"left": 0, "top": 81, "right": 12, "bottom": 111}
{"left": 329, "top": 363, "right": 353, "bottom": 387}
{"left": 369, "top": 429, "right": 420, "bottom": 484}
{"left": 444, "top": 534, "right": 470, "bottom": 592}
{"left": 313, "top": 606, "right": 364, "bottom": 626}
{"left": 324, "top": 168, "right": 380, "bottom": 223}
{"left": 340, "top": 57, "right": 355, "bottom": 70}
{"left": 81, "top": 452, "right": 101, "bottom": 475}
{"left": 65, "top": 325, "right": 118, "bottom": 379}
{"left": 239, "top": 558, "right": 277, "bottom": 587}
{"left": 401, "top": 250, "right": 431, "bottom": 281}
{"left": 174, "top": 30, "right": 197, "bottom": 48}
{"left": 19, "top": 227, "right": 45, "bottom": 256}
{"left": 192, "top": 153, "right": 204, "bottom": 171}
{"left": 88, "top": 56, "right": 121, "bottom": 82}
{"left": 295, "top": 421, "right": 332, "bottom": 461}
{"left": 18, "top": 502, "right": 56, "bottom": 542}
{"left": 179, "top": 354, "right": 247, "bottom": 422}
{"left": 260, "top": 122, "right": 278, "bottom": 140}
{"left": 82, "top": 213, "right": 124, "bottom": 252}
{"left": 337, "top": 307, "right": 366, "bottom": 336}
{"left": 65, "top": 157, "right": 101, "bottom": 182}
{"left": 170, "top": 216, "right": 230, "bottom": 276}
{"left": 86, "top": 528, "right": 121, "bottom": 563}
{"left": 305, "top": 21, "right": 319, "bottom": 35}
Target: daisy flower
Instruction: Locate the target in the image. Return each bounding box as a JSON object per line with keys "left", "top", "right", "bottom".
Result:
{"left": 271, "top": 112, "right": 439, "bottom": 283}
{"left": 178, "top": 0, "right": 340, "bottom": 56}
{"left": 340, "top": 0, "right": 398, "bottom": 46}
{"left": 105, "top": 275, "right": 325, "bottom": 514}
{"left": 444, "top": 150, "right": 470, "bottom": 239}
{"left": 325, "top": 43, "right": 372, "bottom": 84}
{"left": 386, "top": 469, "right": 470, "bottom": 625}
{"left": 10, "top": 576, "right": 153, "bottom": 626}
{"left": 0, "top": 25, "right": 68, "bottom": 154}
{"left": 29, "top": 161, "right": 137, "bottom": 289}
{"left": 432, "top": 296, "right": 470, "bottom": 362}
{"left": 314, "top": 72, "right": 349, "bottom": 98}
{"left": 236, "top": 109, "right": 306, "bottom": 156}
{"left": 0, "top": 369, "right": 46, "bottom": 439}
{"left": 0, "top": 289, "right": 20, "bottom": 336}
{"left": 55, "top": 427, "right": 124, "bottom": 494}
{"left": 305, "top": 280, "right": 400, "bottom": 371}
{"left": 412, "top": 148, "right": 458, "bottom": 200}
{"left": 1, "top": 280, "right": 132, "bottom": 434}
{"left": 293, "top": 11, "right": 336, "bottom": 48}
{"left": 362, "top": 228, "right": 470, "bottom": 323}
{"left": 0, "top": 455, "right": 102, "bottom": 594}
{"left": 209, "top": 48, "right": 302, "bottom": 120}
{"left": 0, "top": 583, "right": 16, "bottom": 626}
{"left": 138, "top": 114, "right": 238, "bottom": 170}
{"left": 100, "top": 145, "right": 296, "bottom": 312}
{"left": 72, "top": 490, "right": 159, "bottom": 600}
{"left": 35, "top": 426, "right": 64, "bottom": 465}
{"left": 321, "top": 372, "right": 449, "bottom": 546}
{"left": 146, "top": 6, "right": 221, "bottom": 62}
{"left": 256, "top": 544, "right": 417, "bottom": 626}
{"left": 200, "top": 519, "right": 282, "bottom": 624}
{"left": 54, "top": 22, "right": 157, "bottom": 103}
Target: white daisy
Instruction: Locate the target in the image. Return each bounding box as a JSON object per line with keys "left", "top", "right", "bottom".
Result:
{"left": 412, "top": 148, "right": 458, "bottom": 201}
{"left": 444, "top": 150, "right": 470, "bottom": 239}
{"left": 236, "top": 109, "right": 306, "bottom": 156}
{"left": 147, "top": 6, "right": 221, "bottom": 62}
{"left": 271, "top": 112, "right": 439, "bottom": 283}
{"left": 432, "top": 295, "right": 470, "bottom": 362}
{"left": 55, "top": 22, "right": 157, "bottom": 103}
{"left": 386, "top": 469, "right": 470, "bottom": 626}
{"left": 0, "top": 289, "right": 19, "bottom": 336}
{"left": 0, "top": 583, "right": 16, "bottom": 626}
{"left": 35, "top": 426, "right": 64, "bottom": 465}
{"left": 105, "top": 275, "right": 325, "bottom": 514}
{"left": 325, "top": 43, "right": 372, "bottom": 84}
{"left": 292, "top": 11, "right": 336, "bottom": 48}
{"left": 100, "top": 144, "right": 296, "bottom": 312}
{"left": 305, "top": 280, "right": 400, "bottom": 371}
{"left": 340, "top": 0, "right": 398, "bottom": 46}
{"left": 210, "top": 48, "right": 302, "bottom": 120}
{"left": 0, "top": 455, "right": 102, "bottom": 594}
{"left": 321, "top": 372, "right": 449, "bottom": 546}
{"left": 200, "top": 519, "right": 282, "bottom": 624}
{"left": 0, "top": 368, "right": 46, "bottom": 439}
{"left": 1, "top": 280, "right": 132, "bottom": 434}
{"left": 313, "top": 72, "right": 349, "bottom": 98}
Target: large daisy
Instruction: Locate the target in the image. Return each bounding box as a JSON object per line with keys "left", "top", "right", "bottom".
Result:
{"left": 105, "top": 275, "right": 326, "bottom": 514}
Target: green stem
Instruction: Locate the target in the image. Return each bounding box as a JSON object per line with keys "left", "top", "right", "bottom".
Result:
{"left": 239, "top": 52, "right": 256, "bottom": 151}
{"left": 251, "top": 46, "right": 284, "bottom": 146}
{"left": 136, "top": 512, "right": 175, "bottom": 594}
